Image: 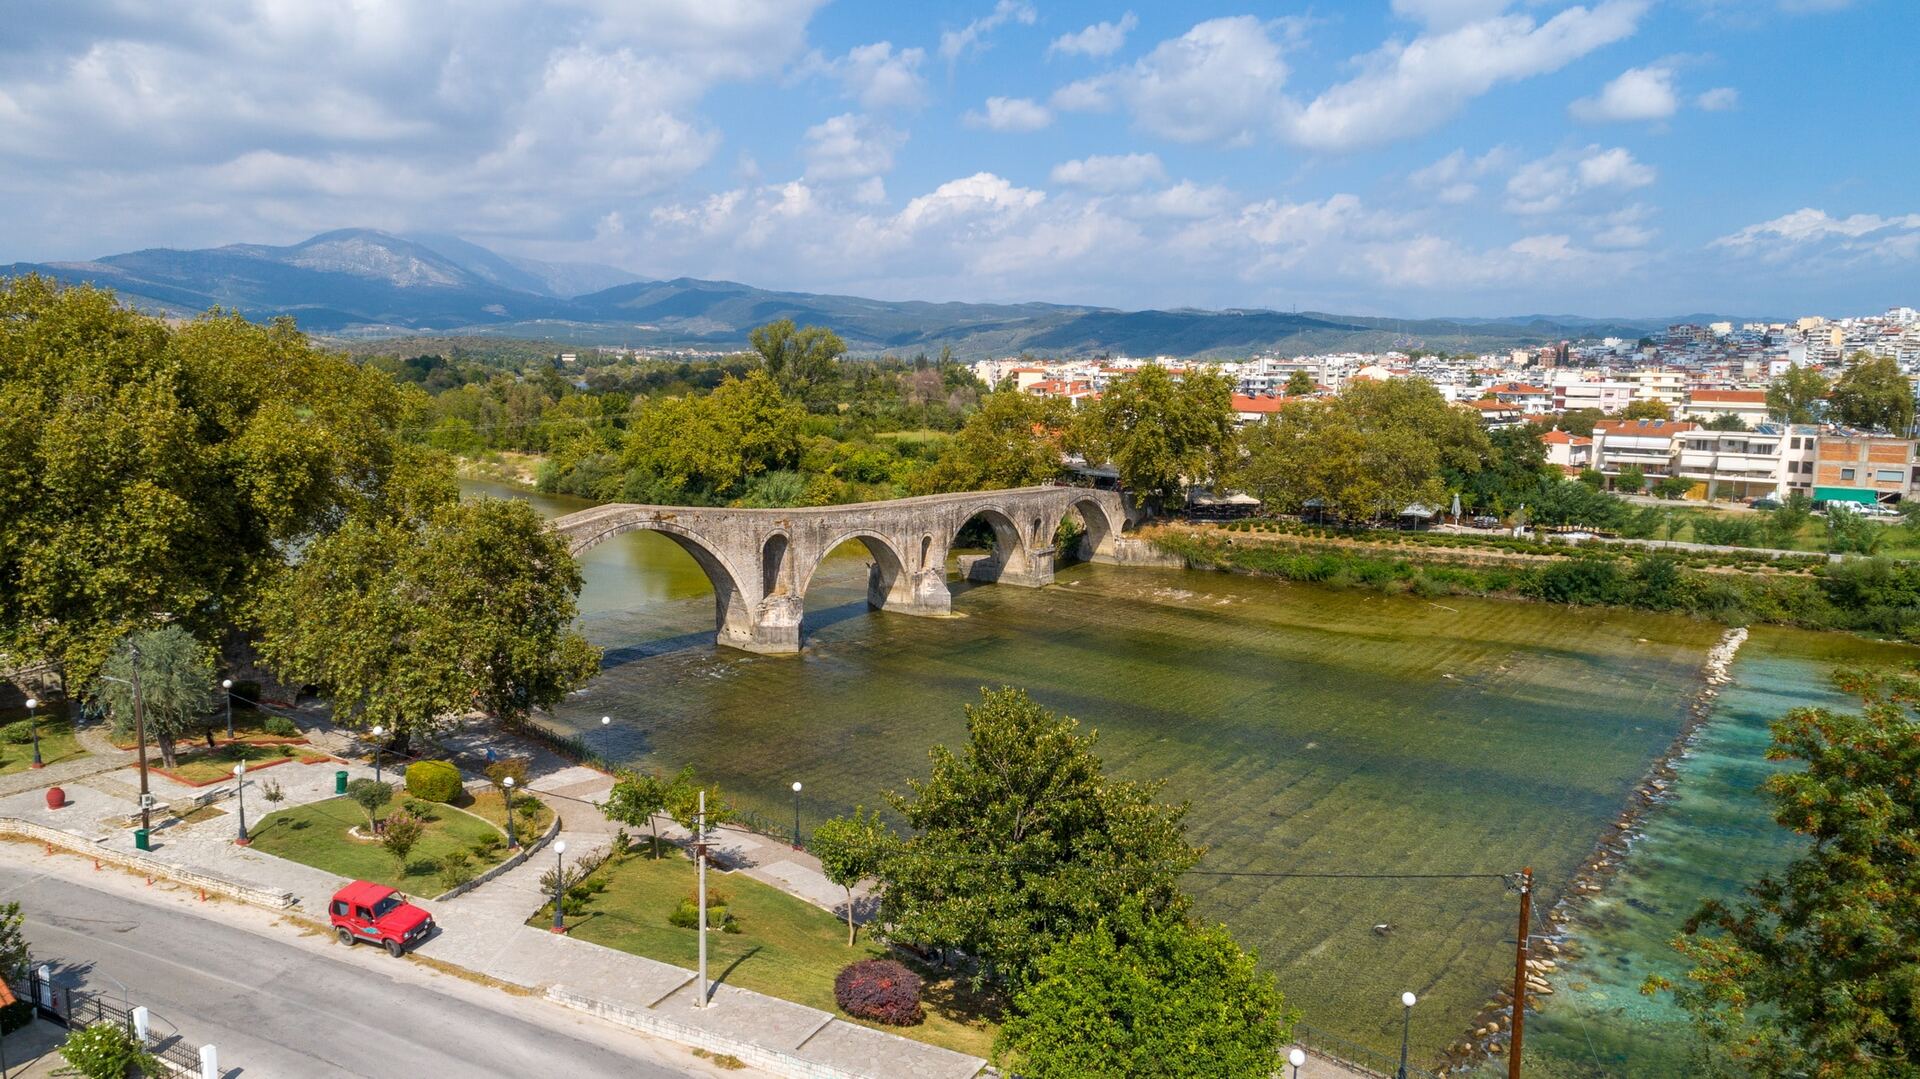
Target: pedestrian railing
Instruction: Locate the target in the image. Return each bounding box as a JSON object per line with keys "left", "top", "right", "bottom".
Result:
{"left": 1292, "top": 1021, "right": 1444, "bottom": 1079}
{"left": 25, "top": 969, "right": 211, "bottom": 1077}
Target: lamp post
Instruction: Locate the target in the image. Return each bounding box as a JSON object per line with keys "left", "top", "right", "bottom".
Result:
{"left": 24, "top": 698, "right": 40, "bottom": 770}
{"left": 1288, "top": 1048, "right": 1305, "bottom": 1079}
{"left": 1396, "top": 992, "right": 1417, "bottom": 1079}
{"left": 370, "top": 725, "right": 384, "bottom": 785}
{"left": 550, "top": 840, "right": 567, "bottom": 933}
{"left": 131, "top": 645, "right": 151, "bottom": 835}
{"left": 220, "top": 679, "right": 233, "bottom": 741}
{"left": 232, "top": 761, "right": 249, "bottom": 845}
{"left": 502, "top": 776, "right": 518, "bottom": 848}
{"left": 790, "top": 781, "right": 803, "bottom": 850}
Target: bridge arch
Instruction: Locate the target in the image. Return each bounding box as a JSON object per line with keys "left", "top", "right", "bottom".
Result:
{"left": 1060, "top": 493, "right": 1121, "bottom": 562}
{"left": 567, "top": 517, "right": 762, "bottom": 651}
{"left": 798, "top": 528, "right": 915, "bottom": 615}
{"left": 951, "top": 504, "right": 1049, "bottom": 588}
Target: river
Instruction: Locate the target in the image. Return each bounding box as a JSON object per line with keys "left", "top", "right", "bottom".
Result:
{"left": 465, "top": 479, "right": 1910, "bottom": 1070}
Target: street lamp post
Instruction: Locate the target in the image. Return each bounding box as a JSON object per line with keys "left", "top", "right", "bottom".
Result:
{"left": 502, "top": 776, "right": 518, "bottom": 849}
{"left": 232, "top": 762, "right": 249, "bottom": 845}
{"left": 1288, "top": 1048, "right": 1305, "bottom": 1079}
{"left": 370, "top": 725, "right": 384, "bottom": 785}
{"left": 24, "top": 698, "right": 40, "bottom": 770}
{"left": 221, "top": 679, "right": 233, "bottom": 741}
{"left": 131, "top": 646, "right": 152, "bottom": 835}
{"left": 1396, "top": 992, "right": 1417, "bottom": 1079}
{"left": 791, "top": 781, "right": 803, "bottom": 850}
{"left": 550, "top": 840, "right": 568, "bottom": 933}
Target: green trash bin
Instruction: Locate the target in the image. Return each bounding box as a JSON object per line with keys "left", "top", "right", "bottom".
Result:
{"left": 134, "top": 828, "right": 150, "bottom": 852}
{"left": 335, "top": 770, "right": 349, "bottom": 795}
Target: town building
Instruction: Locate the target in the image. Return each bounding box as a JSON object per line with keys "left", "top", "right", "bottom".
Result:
{"left": 1681, "top": 389, "right": 1771, "bottom": 426}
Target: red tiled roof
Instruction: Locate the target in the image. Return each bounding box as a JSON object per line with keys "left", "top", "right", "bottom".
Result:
{"left": 1594, "top": 419, "right": 1697, "bottom": 435}
{"left": 1539, "top": 429, "right": 1592, "bottom": 445}
{"left": 1688, "top": 390, "right": 1767, "bottom": 404}
{"left": 1232, "top": 394, "right": 1288, "bottom": 413}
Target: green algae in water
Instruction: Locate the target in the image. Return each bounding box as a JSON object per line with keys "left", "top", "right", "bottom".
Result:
{"left": 1514, "top": 626, "right": 1920, "bottom": 1078}
{"left": 465, "top": 480, "right": 1721, "bottom": 1066}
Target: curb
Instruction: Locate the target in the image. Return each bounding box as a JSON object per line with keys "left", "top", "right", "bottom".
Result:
{"left": 0, "top": 817, "right": 295, "bottom": 909}
{"left": 433, "top": 807, "right": 563, "bottom": 902}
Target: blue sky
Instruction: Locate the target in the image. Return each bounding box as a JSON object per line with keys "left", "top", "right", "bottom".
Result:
{"left": 2, "top": 0, "right": 1914, "bottom": 317}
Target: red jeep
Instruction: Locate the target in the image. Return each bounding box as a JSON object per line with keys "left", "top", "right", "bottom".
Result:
{"left": 329, "top": 880, "right": 434, "bottom": 957}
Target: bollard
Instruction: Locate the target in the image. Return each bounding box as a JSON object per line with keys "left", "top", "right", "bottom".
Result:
{"left": 200, "top": 1043, "right": 219, "bottom": 1079}
{"left": 132, "top": 1006, "right": 149, "bottom": 1041}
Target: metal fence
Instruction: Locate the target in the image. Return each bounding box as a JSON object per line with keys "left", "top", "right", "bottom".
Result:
{"left": 26, "top": 969, "right": 206, "bottom": 1076}
{"left": 1293, "top": 1021, "right": 1444, "bottom": 1079}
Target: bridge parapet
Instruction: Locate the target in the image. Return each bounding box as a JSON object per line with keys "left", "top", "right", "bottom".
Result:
{"left": 548, "top": 486, "right": 1131, "bottom": 654}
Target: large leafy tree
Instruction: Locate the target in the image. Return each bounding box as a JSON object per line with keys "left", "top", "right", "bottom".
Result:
{"left": 90, "top": 625, "right": 215, "bottom": 769}
{"left": 1069, "top": 365, "right": 1234, "bottom": 507}
{"left": 1828, "top": 352, "right": 1914, "bottom": 434}
{"left": 996, "top": 901, "right": 1295, "bottom": 1079}
{"left": 749, "top": 319, "right": 846, "bottom": 401}
{"left": 621, "top": 370, "right": 804, "bottom": 502}
{"left": 1648, "top": 664, "right": 1920, "bottom": 1077}
{"left": 882, "top": 687, "right": 1201, "bottom": 989}
{"left": 1767, "top": 365, "right": 1831, "bottom": 424}
{"left": 258, "top": 497, "right": 599, "bottom": 742}
{"left": 916, "top": 387, "right": 1070, "bottom": 493}
{"left": 0, "top": 276, "right": 430, "bottom": 682}
{"left": 601, "top": 769, "right": 673, "bottom": 857}
{"left": 809, "top": 807, "right": 894, "bottom": 945}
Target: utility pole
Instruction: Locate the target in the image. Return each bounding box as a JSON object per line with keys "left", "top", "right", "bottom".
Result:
{"left": 696, "top": 788, "right": 708, "bottom": 1009}
{"left": 130, "top": 645, "right": 152, "bottom": 835}
{"left": 1509, "top": 867, "right": 1532, "bottom": 1079}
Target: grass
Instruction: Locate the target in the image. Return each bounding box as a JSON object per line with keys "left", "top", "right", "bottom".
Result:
{"left": 460, "top": 787, "right": 555, "bottom": 839}
{"left": 110, "top": 709, "right": 308, "bottom": 751}
{"left": 544, "top": 850, "right": 1001, "bottom": 1058}
{"left": 250, "top": 794, "right": 512, "bottom": 897}
{"left": 0, "top": 719, "right": 86, "bottom": 775}
{"left": 1655, "top": 503, "right": 1920, "bottom": 557}
{"left": 154, "top": 742, "right": 331, "bottom": 785}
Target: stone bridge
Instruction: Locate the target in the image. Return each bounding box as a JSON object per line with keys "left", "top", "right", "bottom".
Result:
{"left": 549, "top": 486, "right": 1132, "bottom": 654}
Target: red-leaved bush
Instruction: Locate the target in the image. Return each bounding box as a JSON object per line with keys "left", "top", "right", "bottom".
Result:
{"left": 834, "top": 959, "right": 925, "bottom": 1026}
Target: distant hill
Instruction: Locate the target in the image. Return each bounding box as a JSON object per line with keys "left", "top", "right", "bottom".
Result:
{"left": 3, "top": 228, "right": 1723, "bottom": 358}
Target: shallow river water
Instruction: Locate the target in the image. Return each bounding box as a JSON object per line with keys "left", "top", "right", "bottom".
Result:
{"left": 470, "top": 480, "right": 1909, "bottom": 1069}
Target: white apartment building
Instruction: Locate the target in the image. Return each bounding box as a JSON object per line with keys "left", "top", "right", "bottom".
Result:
{"left": 1673, "top": 422, "right": 1815, "bottom": 501}
{"left": 1592, "top": 419, "right": 1695, "bottom": 486}
{"left": 1681, "top": 389, "right": 1771, "bottom": 425}
{"left": 1631, "top": 368, "right": 1686, "bottom": 407}
{"left": 1553, "top": 376, "right": 1636, "bottom": 413}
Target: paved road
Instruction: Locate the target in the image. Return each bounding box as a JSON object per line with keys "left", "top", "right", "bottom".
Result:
{"left": 0, "top": 860, "right": 740, "bottom": 1079}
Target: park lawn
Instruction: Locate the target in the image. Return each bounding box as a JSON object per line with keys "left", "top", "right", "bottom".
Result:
{"left": 461, "top": 788, "right": 556, "bottom": 839}
{"left": 0, "top": 720, "right": 86, "bottom": 775}
{"left": 250, "top": 795, "right": 509, "bottom": 897}
{"left": 110, "top": 709, "right": 308, "bottom": 751}
{"left": 1660, "top": 506, "right": 1920, "bottom": 557}
{"left": 158, "top": 742, "right": 331, "bottom": 785}
{"left": 547, "top": 850, "right": 1000, "bottom": 1058}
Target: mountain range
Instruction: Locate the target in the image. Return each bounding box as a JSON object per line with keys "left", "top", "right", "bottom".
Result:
{"left": 3, "top": 229, "right": 1721, "bottom": 359}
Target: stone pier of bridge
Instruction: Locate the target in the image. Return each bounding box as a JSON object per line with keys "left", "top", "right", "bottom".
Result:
{"left": 548, "top": 486, "right": 1133, "bottom": 654}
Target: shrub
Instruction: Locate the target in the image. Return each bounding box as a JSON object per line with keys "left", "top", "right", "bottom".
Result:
{"left": 485, "top": 757, "right": 530, "bottom": 791}
{"left": 834, "top": 959, "right": 924, "bottom": 1026}
{"left": 57, "top": 1021, "right": 161, "bottom": 1079}
{"left": 263, "top": 716, "right": 300, "bottom": 737}
{"left": 438, "top": 850, "right": 476, "bottom": 891}
{"left": 0, "top": 722, "right": 31, "bottom": 745}
{"left": 668, "top": 892, "right": 739, "bottom": 933}
{"left": 0, "top": 998, "right": 29, "bottom": 1035}
{"left": 406, "top": 759, "right": 464, "bottom": 803}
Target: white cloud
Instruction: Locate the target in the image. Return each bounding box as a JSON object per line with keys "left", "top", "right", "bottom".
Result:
{"left": 1050, "top": 152, "right": 1166, "bottom": 193}
{"left": 963, "top": 96, "right": 1053, "bottom": 132}
{"left": 1505, "top": 146, "right": 1654, "bottom": 214}
{"left": 813, "top": 42, "right": 929, "bottom": 110}
{"left": 1057, "top": 16, "right": 1295, "bottom": 146}
{"left": 801, "top": 114, "right": 906, "bottom": 180}
{"left": 1696, "top": 86, "right": 1739, "bottom": 110}
{"left": 1570, "top": 64, "right": 1680, "bottom": 122}
{"left": 1132, "top": 181, "right": 1236, "bottom": 220}
{"left": 1049, "top": 13, "right": 1139, "bottom": 58}
{"left": 1591, "top": 204, "right": 1658, "bottom": 248}
{"left": 1714, "top": 208, "right": 1920, "bottom": 251}
{"left": 1409, "top": 146, "right": 1508, "bottom": 203}
{"left": 1282, "top": 1, "right": 1648, "bottom": 150}
{"left": 1390, "top": 0, "right": 1518, "bottom": 31}
{"left": 939, "top": 0, "right": 1037, "bottom": 64}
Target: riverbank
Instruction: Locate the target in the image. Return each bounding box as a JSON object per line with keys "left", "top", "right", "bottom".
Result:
{"left": 1145, "top": 522, "right": 1920, "bottom": 641}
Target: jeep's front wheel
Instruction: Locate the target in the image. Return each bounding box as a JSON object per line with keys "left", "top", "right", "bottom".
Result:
{"left": 384, "top": 938, "right": 405, "bottom": 958}
{"left": 335, "top": 927, "right": 355, "bottom": 947}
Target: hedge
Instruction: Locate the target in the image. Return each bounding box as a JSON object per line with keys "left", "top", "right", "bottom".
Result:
{"left": 405, "top": 759, "right": 464, "bottom": 803}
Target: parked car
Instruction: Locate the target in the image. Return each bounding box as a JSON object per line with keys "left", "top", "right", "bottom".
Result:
{"left": 329, "top": 881, "right": 434, "bottom": 957}
{"left": 1748, "top": 497, "right": 1781, "bottom": 510}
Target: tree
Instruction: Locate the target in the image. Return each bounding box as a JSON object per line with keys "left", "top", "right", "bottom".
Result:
{"left": 916, "top": 387, "right": 1070, "bottom": 493}
{"left": 601, "top": 770, "right": 671, "bottom": 857}
{"left": 996, "top": 901, "right": 1295, "bottom": 1079}
{"left": 1622, "top": 399, "right": 1672, "bottom": 421}
{"left": 1617, "top": 465, "right": 1647, "bottom": 493}
{"left": 749, "top": 319, "right": 846, "bottom": 400}
{"left": 1761, "top": 492, "right": 1814, "bottom": 548}
{"left": 1068, "top": 365, "right": 1235, "bottom": 508}
{"left": 259, "top": 497, "right": 599, "bottom": 744}
{"left": 0, "top": 276, "right": 432, "bottom": 684}
{"left": 664, "top": 766, "right": 731, "bottom": 834}
{"left": 0, "top": 903, "right": 28, "bottom": 984}
{"left": 621, "top": 370, "right": 804, "bottom": 501}
{"left": 90, "top": 626, "right": 215, "bottom": 769}
{"left": 1828, "top": 353, "right": 1915, "bottom": 434}
{"left": 1767, "top": 366, "right": 1831, "bottom": 424}
{"left": 382, "top": 810, "right": 425, "bottom": 872}
{"left": 882, "top": 688, "right": 1201, "bottom": 989}
{"left": 1654, "top": 475, "right": 1694, "bottom": 500}
{"left": 347, "top": 778, "right": 394, "bottom": 832}
{"left": 1283, "top": 370, "right": 1316, "bottom": 396}
{"left": 1577, "top": 468, "right": 1605, "bottom": 490}
{"left": 1648, "top": 665, "right": 1920, "bottom": 1077}
{"left": 1704, "top": 413, "right": 1749, "bottom": 431}
{"left": 809, "top": 807, "right": 893, "bottom": 945}
{"left": 56, "top": 1021, "right": 162, "bottom": 1079}
{"left": 1559, "top": 408, "right": 1605, "bottom": 437}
